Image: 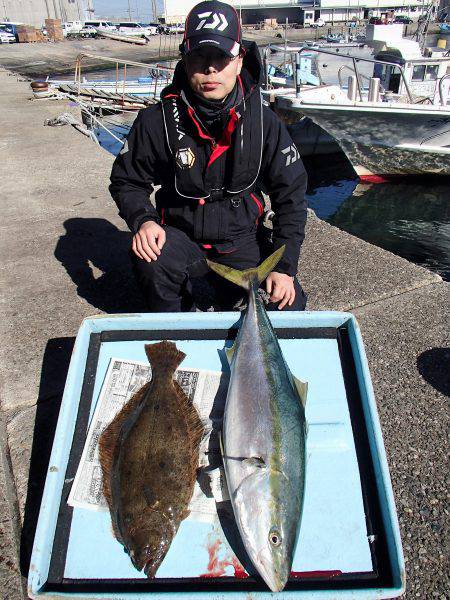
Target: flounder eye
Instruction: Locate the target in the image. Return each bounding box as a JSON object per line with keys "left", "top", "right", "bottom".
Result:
{"left": 269, "top": 528, "right": 282, "bottom": 546}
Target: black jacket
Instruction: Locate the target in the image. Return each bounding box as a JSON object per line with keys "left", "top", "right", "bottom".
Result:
{"left": 109, "top": 42, "right": 307, "bottom": 276}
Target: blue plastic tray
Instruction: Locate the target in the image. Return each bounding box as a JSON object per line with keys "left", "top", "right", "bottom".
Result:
{"left": 28, "top": 311, "right": 405, "bottom": 599}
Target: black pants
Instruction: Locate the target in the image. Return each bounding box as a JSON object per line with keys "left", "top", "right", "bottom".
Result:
{"left": 132, "top": 226, "right": 307, "bottom": 312}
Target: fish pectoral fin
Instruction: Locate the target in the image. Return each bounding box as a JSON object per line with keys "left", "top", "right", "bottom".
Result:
{"left": 225, "top": 343, "right": 235, "bottom": 364}
{"left": 293, "top": 375, "right": 308, "bottom": 409}
{"left": 242, "top": 456, "right": 266, "bottom": 469}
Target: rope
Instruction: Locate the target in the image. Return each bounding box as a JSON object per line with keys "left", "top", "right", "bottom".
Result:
{"left": 44, "top": 112, "right": 98, "bottom": 143}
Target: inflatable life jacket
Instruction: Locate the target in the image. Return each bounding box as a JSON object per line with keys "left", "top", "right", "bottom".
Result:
{"left": 161, "top": 87, "right": 264, "bottom": 202}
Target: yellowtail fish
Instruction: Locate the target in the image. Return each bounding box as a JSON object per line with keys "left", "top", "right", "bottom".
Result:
{"left": 208, "top": 247, "right": 308, "bottom": 592}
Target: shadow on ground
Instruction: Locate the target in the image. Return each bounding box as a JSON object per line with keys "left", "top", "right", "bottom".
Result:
{"left": 54, "top": 218, "right": 147, "bottom": 314}
{"left": 20, "top": 337, "right": 74, "bottom": 576}
{"left": 416, "top": 348, "right": 450, "bottom": 397}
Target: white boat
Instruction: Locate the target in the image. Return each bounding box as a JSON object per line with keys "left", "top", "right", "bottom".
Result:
{"left": 273, "top": 24, "right": 450, "bottom": 180}
{"left": 95, "top": 29, "right": 148, "bottom": 44}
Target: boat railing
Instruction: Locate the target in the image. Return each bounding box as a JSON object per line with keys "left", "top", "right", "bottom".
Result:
{"left": 337, "top": 64, "right": 372, "bottom": 91}
{"left": 74, "top": 53, "right": 174, "bottom": 101}
{"left": 438, "top": 73, "right": 450, "bottom": 106}
{"left": 291, "top": 47, "right": 415, "bottom": 103}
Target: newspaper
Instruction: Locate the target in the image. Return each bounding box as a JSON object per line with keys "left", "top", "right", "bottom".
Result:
{"left": 68, "top": 357, "right": 229, "bottom": 522}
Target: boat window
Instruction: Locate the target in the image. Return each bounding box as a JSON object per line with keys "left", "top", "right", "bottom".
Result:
{"left": 424, "top": 65, "right": 439, "bottom": 81}
{"left": 412, "top": 65, "right": 426, "bottom": 81}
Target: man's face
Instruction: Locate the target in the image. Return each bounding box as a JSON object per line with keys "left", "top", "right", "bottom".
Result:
{"left": 184, "top": 47, "right": 243, "bottom": 100}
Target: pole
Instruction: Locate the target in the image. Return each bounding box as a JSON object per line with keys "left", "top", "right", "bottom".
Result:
{"left": 284, "top": 17, "right": 288, "bottom": 68}
{"left": 127, "top": 0, "right": 132, "bottom": 21}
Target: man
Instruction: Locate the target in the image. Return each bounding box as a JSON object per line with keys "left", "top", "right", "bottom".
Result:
{"left": 110, "top": 0, "right": 308, "bottom": 312}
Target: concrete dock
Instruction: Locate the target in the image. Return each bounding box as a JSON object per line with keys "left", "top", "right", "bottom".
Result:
{"left": 0, "top": 68, "right": 448, "bottom": 599}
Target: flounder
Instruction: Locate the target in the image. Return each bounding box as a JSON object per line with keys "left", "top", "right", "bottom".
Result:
{"left": 99, "top": 341, "right": 203, "bottom": 576}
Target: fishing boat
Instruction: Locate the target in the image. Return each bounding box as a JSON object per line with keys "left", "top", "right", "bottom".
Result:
{"left": 273, "top": 24, "right": 450, "bottom": 181}
{"left": 95, "top": 29, "right": 148, "bottom": 44}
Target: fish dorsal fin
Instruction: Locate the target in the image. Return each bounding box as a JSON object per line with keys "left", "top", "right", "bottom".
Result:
{"left": 207, "top": 245, "right": 286, "bottom": 291}
{"left": 293, "top": 376, "right": 308, "bottom": 410}
{"left": 172, "top": 380, "right": 204, "bottom": 473}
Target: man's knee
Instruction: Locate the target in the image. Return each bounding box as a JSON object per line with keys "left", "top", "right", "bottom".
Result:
{"left": 131, "top": 226, "right": 198, "bottom": 279}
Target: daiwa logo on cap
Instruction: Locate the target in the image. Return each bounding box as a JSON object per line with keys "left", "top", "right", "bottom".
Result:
{"left": 196, "top": 11, "right": 228, "bottom": 31}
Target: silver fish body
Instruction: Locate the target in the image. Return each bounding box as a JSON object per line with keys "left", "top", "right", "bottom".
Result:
{"left": 221, "top": 277, "right": 307, "bottom": 592}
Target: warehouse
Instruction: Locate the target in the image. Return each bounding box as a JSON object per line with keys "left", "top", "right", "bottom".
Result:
{"left": 1, "top": 0, "right": 94, "bottom": 28}
{"left": 162, "top": 0, "right": 432, "bottom": 25}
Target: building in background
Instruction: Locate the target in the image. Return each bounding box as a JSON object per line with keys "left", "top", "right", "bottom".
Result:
{"left": 161, "top": 0, "right": 432, "bottom": 25}
{"left": 1, "top": 0, "right": 95, "bottom": 28}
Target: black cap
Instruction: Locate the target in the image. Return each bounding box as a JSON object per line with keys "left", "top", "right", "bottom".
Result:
{"left": 180, "top": 0, "right": 242, "bottom": 58}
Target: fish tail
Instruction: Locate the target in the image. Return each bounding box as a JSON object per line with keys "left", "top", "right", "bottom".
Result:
{"left": 145, "top": 341, "right": 186, "bottom": 372}
{"left": 206, "top": 245, "right": 286, "bottom": 290}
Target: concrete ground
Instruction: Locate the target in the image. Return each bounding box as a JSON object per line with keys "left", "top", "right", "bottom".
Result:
{"left": 0, "top": 68, "right": 448, "bottom": 599}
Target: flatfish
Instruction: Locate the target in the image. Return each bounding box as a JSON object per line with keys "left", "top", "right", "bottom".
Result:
{"left": 99, "top": 341, "right": 203, "bottom": 576}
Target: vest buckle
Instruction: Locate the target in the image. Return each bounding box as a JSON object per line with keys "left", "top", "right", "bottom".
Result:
{"left": 231, "top": 197, "right": 241, "bottom": 208}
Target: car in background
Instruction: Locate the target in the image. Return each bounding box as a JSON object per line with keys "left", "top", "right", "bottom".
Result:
{"left": 394, "top": 15, "right": 413, "bottom": 24}
{"left": 368, "top": 17, "right": 384, "bottom": 25}
{"left": 0, "top": 21, "right": 22, "bottom": 41}
{"left": 146, "top": 22, "right": 166, "bottom": 34}
{"left": 310, "top": 18, "right": 325, "bottom": 28}
{"left": 0, "top": 25, "right": 16, "bottom": 43}
{"left": 61, "top": 21, "right": 83, "bottom": 36}
{"left": 138, "top": 22, "right": 160, "bottom": 35}
{"left": 117, "top": 22, "right": 157, "bottom": 36}
{"left": 167, "top": 23, "right": 184, "bottom": 34}
{"left": 84, "top": 20, "right": 116, "bottom": 31}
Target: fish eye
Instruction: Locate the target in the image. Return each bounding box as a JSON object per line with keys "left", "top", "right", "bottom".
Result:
{"left": 269, "top": 528, "right": 282, "bottom": 547}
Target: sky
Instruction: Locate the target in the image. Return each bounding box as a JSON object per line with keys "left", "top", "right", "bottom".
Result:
{"left": 93, "top": 0, "right": 164, "bottom": 22}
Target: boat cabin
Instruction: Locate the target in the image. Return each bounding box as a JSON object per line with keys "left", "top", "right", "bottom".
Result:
{"left": 366, "top": 24, "right": 449, "bottom": 104}
{"left": 373, "top": 41, "right": 449, "bottom": 104}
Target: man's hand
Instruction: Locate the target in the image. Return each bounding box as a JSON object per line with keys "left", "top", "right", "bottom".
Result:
{"left": 132, "top": 221, "right": 166, "bottom": 262}
{"left": 266, "top": 272, "right": 295, "bottom": 310}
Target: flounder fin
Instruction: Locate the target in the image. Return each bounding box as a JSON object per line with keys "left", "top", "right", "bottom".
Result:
{"left": 293, "top": 376, "right": 308, "bottom": 410}
{"left": 98, "top": 382, "right": 151, "bottom": 542}
{"left": 173, "top": 380, "right": 204, "bottom": 476}
{"left": 145, "top": 341, "right": 186, "bottom": 373}
{"left": 207, "top": 245, "right": 286, "bottom": 290}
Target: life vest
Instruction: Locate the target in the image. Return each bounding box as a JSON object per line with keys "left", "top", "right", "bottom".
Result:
{"left": 160, "top": 88, "right": 264, "bottom": 202}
